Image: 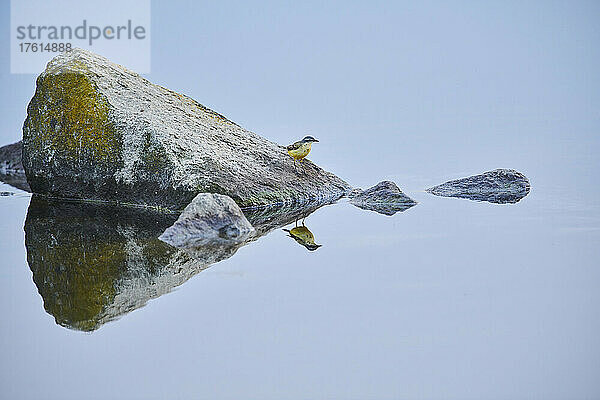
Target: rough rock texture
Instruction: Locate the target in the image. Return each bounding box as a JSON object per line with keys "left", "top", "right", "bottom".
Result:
{"left": 0, "top": 141, "right": 30, "bottom": 192}
{"left": 0, "top": 170, "right": 30, "bottom": 193}
{"left": 159, "top": 193, "right": 254, "bottom": 248}
{"left": 349, "top": 181, "right": 417, "bottom": 216}
{"left": 348, "top": 188, "right": 363, "bottom": 197}
{"left": 426, "top": 169, "right": 530, "bottom": 204}
{"left": 24, "top": 196, "right": 329, "bottom": 331}
{"left": 22, "top": 49, "right": 350, "bottom": 211}
{"left": 0, "top": 141, "right": 23, "bottom": 172}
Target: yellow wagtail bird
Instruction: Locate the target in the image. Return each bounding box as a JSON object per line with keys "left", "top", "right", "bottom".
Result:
{"left": 286, "top": 135, "right": 319, "bottom": 170}
{"left": 283, "top": 223, "right": 322, "bottom": 251}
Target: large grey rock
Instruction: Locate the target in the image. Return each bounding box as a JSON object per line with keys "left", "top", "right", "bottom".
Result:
{"left": 159, "top": 193, "right": 254, "bottom": 248}
{"left": 0, "top": 141, "right": 30, "bottom": 192}
{"left": 426, "top": 169, "right": 530, "bottom": 204}
{"left": 22, "top": 49, "right": 350, "bottom": 211}
{"left": 349, "top": 181, "right": 417, "bottom": 216}
{"left": 24, "top": 196, "right": 330, "bottom": 331}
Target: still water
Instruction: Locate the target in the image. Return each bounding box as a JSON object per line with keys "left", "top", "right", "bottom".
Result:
{"left": 0, "top": 170, "right": 599, "bottom": 399}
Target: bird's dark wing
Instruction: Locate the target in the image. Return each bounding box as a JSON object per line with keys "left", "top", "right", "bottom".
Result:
{"left": 286, "top": 141, "right": 302, "bottom": 151}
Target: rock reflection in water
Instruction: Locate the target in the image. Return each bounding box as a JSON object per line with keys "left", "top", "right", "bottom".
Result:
{"left": 350, "top": 200, "right": 416, "bottom": 216}
{"left": 24, "top": 197, "right": 329, "bottom": 331}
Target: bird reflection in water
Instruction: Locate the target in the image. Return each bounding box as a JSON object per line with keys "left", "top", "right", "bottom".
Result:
{"left": 283, "top": 219, "right": 322, "bottom": 251}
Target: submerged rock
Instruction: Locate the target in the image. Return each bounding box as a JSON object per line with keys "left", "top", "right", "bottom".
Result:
{"left": 159, "top": 193, "right": 254, "bottom": 248}
{"left": 426, "top": 169, "right": 530, "bottom": 204}
{"left": 349, "top": 181, "right": 417, "bottom": 216}
{"left": 24, "top": 196, "right": 329, "bottom": 331}
{"left": 22, "top": 49, "right": 350, "bottom": 211}
{"left": 0, "top": 141, "right": 30, "bottom": 192}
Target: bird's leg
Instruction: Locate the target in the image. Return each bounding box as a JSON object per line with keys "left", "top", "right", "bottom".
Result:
{"left": 301, "top": 217, "right": 306, "bottom": 226}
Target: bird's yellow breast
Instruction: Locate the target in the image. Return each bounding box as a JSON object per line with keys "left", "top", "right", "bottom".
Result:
{"left": 287, "top": 142, "right": 312, "bottom": 160}
{"left": 288, "top": 226, "right": 316, "bottom": 244}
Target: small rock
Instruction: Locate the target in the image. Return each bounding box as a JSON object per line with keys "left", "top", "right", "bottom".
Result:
{"left": 0, "top": 141, "right": 24, "bottom": 173}
{"left": 349, "top": 181, "right": 417, "bottom": 216}
{"left": 159, "top": 193, "right": 255, "bottom": 248}
{"left": 426, "top": 169, "right": 530, "bottom": 204}
{"left": 0, "top": 141, "right": 31, "bottom": 193}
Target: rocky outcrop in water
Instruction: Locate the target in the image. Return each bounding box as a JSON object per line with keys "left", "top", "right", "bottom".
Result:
{"left": 0, "top": 141, "right": 23, "bottom": 172}
{"left": 0, "top": 141, "right": 30, "bottom": 192}
{"left": 24, "top": 196, "right": 328, "bottom": 331}
{"left": 426, "top": 169, "right": 530, "bottom": 204}
{"left": 22, "top": 49, "right": 350, "bottom": 211}
{"left": 349, "top": 181, "right": 417, "bottom": 216}
{"left": 159, "top": 193, "right": 254, "bottom": 248}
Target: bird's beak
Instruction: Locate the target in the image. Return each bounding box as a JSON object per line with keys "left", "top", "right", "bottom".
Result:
{"left": 312, "top": 138, "right": 319, "bottom": 142}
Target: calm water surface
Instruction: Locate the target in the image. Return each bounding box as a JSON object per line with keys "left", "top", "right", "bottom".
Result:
{"left": 0, "top": 167, "right": 598, "bottom": 399}
{"left": 1, "top": 1, "right": 599, "bottom": 397}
